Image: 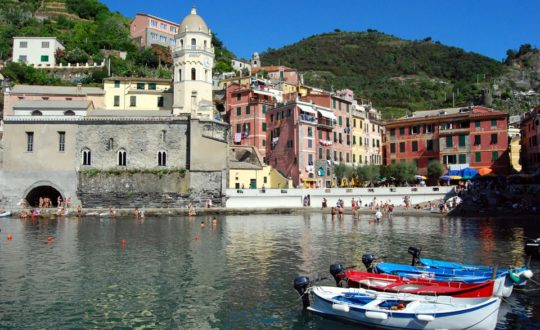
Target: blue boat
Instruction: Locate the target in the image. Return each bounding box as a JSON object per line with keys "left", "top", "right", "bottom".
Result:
{"left": 361, "top": 248, "right": 533, "bottom": 297}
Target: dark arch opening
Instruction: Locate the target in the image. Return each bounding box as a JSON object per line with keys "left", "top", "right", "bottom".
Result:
{"left": 25, "top": 186, "right": 62, "bottom": 207}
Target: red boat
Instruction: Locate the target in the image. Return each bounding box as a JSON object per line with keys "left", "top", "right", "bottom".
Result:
{"left": 330, "top": 263, "right": 495, "bottom": 298}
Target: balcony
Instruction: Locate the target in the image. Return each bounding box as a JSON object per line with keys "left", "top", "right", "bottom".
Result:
{"left": 249, "top": 97, "right": 271, "bottom": 104}
{"left": 438, "top": 127, "right": 470, "bottom": 136}
{"left": 299, "top": 113, "right": 317, "bottom": 124}
{"left": 317, "top": 118, "right": 335, "bottom": 130}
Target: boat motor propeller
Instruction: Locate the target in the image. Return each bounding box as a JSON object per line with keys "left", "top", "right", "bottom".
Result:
{"left": 329, "top": 263, "right": 345, "bottom": 286}
{"left": 362, "top": 254, "right": 376, "bottom": 272}
{"left": 408, "top": 246, "right": 422, "bottom": 266}
{"left": 293, "top": 276, "right": 311, "bottom": 308}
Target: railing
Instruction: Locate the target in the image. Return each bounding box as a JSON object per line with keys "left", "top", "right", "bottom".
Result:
{"left": 31, "top": 61, "right": 106, "bottom": 69}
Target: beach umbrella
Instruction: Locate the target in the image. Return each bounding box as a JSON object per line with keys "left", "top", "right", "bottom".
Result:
{"left": 450, "top": 175, "right": 462, "bottom": 180}
{"left": 415, "top": 175, "right": 427, "bottom": 180}
{"left": 440, "top": 175, "right": 452, "bottom": 181}
{"left": 478, "top": 167, "right": 492, "bottom": 176}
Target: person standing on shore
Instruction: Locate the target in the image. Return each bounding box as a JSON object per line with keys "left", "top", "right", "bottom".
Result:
{"left": 375, "top": 208, "right": 383, "bottom": 222}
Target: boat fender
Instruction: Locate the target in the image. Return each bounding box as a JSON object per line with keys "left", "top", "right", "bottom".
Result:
{"left": 365, "top": 311, "right": 388, "bottom": 320}
{"left": 416, "top": 314, "right": 435, "bottom": 322}
{"left": 522, "top": 270, "right": 534, "bottom": 279}
{"left": 332, "top": 303, "right": 350, "bottom": 313}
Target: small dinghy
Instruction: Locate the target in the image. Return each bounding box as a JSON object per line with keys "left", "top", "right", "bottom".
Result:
{"left": 525, "top": 237, "right": 540, "bottom": 255}
{"left": 294, "top": 278, "right": 501, "bottom": 330}
{"left": 329, "top": 263, "right": 495, "bottom": 297}
{"left": 0, "top": 211, "right": 12, "bottom": 217}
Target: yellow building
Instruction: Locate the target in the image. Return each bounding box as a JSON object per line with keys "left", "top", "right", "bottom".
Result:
{"left": 103, "top": 77, "right": 173, "bottom": 110}
{"left": 216, "top": 76, "right": 251, "bottom": 91}
{"left": 351, "top": 107, "right": 366, "bottom": 165}
{"left": 228, "top": 146, "right": 291, "bottom": 189}
{"left": 510, "top": 135, "right": 522, "bottom": 172}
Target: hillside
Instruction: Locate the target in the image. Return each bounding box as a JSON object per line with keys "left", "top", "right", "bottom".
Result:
{"left": 261, "top": 31, "right": 538, "bottom": 118}
{"left": 0, "top": 0, "right": 235, "bottom": 84}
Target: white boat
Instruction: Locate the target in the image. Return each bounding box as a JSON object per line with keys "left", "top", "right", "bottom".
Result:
{"left": 0, "top": 211, "right": 12, "bottom": 217}
{"left": 301, "top": 285, "right": 500, "bottom": 330}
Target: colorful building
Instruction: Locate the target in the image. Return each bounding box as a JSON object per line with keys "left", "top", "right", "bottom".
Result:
{"left": 520, "top": 106, "right": 540, "bottom": 173}
{"left": 226, "top": 78, "right": 281, "bottom": 158}
{"left": 384, "top": 106, "right": 509, "bottom": 175}
{"left": 103, "top": 77, "right": 173, "bottom": 110}
{"left": 351, "top": 103, "right": 384, "bottom": 166}
{"left": 130, "top": 13, "right": 178, "bottom": 48}
{"left": 251, "top": 66, "right": 299, "bottom": 84}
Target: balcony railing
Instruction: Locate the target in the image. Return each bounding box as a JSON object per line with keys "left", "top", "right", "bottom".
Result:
{"left": 299, "top": 113, "right": 317, "bottom": 123}
{"left": 317, "top": 119, "right": 335, "bottom": 129}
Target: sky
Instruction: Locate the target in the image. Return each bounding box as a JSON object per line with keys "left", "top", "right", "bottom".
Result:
{"left": 101, "top": 0, "right": 540, "bottom": 62}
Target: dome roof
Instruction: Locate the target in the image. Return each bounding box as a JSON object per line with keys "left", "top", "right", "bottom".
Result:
{"left": 180, "top": 7, "right": 209, "bottom": 34}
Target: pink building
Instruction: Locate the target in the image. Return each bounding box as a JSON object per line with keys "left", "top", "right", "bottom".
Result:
{"left": 252, "top": 66, "right": 299, "bottom": 84}
{"left": 226, "top": 80, "right": 277, "bottom": 158}
{"left": 3, "top": 85, "right": 105, "bottom": 116}
{"left": 130, "top": 13, "right": 179, "bottom": 48}
{"left": 520, "top": 106, "right": 540, "bottom": 173}
{"left": 266, "top": 100, "right": 336, "bottom": 188}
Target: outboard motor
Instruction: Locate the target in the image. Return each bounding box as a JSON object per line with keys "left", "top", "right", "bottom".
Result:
{"left": 362, "top": 254, "right": 376, "bottom": 272}
{"left": 293, "top": 276, "right": 310, "bottom": 308}
{"left": 329, "top": 263, "right": 345, "bottom": 286}
{"left": 408, "top": 246, "right": 422, "bottom": 266}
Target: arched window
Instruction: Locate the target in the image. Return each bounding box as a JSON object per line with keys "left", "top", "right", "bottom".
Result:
{"left": 64, "top": 110, "right": 75, "bottom": 116}
{"left": 107, "top": 138, "right": 114, "bottom": 151}
{"left": 82, "top": 148, "right": 92, "bottom": 165}
{"left": 31, "top": 110, "right": 42, "bottom": 116}
{"left": 180, "top": 39, "right": 184, "bottom": 48}
{"left": 191, "top": 38, "right": 196, "bottom": 49}
{"left": 118, "top": 149, "right": 127, "bottom": 166}
{"left": 158, "top": 151, "right": 167, "bottom": 166}
{"left": 204, "top": 40, "right": 207, "bottom": 49}
{"left": 178, "top": 68, "right": 182, "bottom": 81}
{"left": 191, "top": 68, "right": 196, "bottom": 80}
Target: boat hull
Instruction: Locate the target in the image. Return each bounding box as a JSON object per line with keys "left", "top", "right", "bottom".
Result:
{"left": 308, "top": 286, "right": 501, "bottom": 330}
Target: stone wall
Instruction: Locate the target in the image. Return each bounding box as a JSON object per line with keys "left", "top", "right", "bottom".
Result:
{"left": 77, "top": 171, "right": 191, "bottom": 208}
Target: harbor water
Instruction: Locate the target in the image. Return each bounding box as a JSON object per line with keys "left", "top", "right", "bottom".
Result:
{"left": 1, "top": 213, "right": 539, "bottom": 329}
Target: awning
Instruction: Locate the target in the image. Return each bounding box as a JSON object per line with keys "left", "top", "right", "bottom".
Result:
{"left": 318, "top": 109, "right": 337, "bottom": 120}
{"left": 298, "top": 104, "right": 317, "bottom": 115}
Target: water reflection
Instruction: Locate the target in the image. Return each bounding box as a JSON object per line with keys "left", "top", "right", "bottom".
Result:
{"left": 0, "top": 214, "right": 539, "bottom": 329}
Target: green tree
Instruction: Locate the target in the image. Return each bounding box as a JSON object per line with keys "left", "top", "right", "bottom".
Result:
{"left": 334, "top": 163, "right": 347, "bottom": 186}
{"left": 65, "top": 48, "right": 89, "bottom": 64}
{"left": 0, "top": 62, "right": 61, "bottom": 85}
{"left": 356, "top": 165, "right": 380, "bottom": 183}
{"left": 393, "top": 162, "right": 417, "bottom": 184}
{"left": 427, "top": 160, "right": 444, "bottom": 179}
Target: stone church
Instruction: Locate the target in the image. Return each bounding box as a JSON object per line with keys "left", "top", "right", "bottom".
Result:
{"left": 0, "top": 7, "right": 229, "bottom": 209}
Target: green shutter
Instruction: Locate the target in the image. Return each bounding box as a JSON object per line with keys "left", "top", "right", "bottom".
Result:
{"left": 236, "top": 107, "right": 241, "bottom": 116}
{"left": 446, "top": 136, "right": 453, "bottom": 148}
{"left": 399, "top": 127, "right": 404, "bottom": 135}
{"left": 338, "top": 116, "right": 342, "bottom": 126}
{"left": 492, "top": 151, "right": 498, "bottom": 161}
{"left": 475, "top": 121, "right": 481, "bottom": 128}
{"left": 491, "top": 119, "right": 497, "bottom": 127}
{"left": 459, "top": 135, "right": 466, "bottom": 147}
{"left": 262, "top": 105, "right": 266, "bottom": 113}
{"left": 459, "top": 154, "right": 466, "bottom": 163}
{"left": 318, "top": 130, "right": 322, "bottom": 139}
{"left": 399, "top": 142, "right": 405, "bottom": 152}
{"left": 246, "top": 105, "right": 250, "bottom": 114}
{"left": 390, "top": 129, "right": 395, "bottom": 136}
{"left": 475, "top": 152, "right": 481, "bottom": 162}
{"left": 390, "top": 143, "right": 396, "bottom": 153}
{"left": 236, "top": 124, "right": 241, "bottom": 132}
{"left": 262, "top": 123, "right": 267, "bottom": 131}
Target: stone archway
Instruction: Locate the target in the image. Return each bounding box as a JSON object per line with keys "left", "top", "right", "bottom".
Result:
{"left": 24, "top": 182, "right": 63, "bottom": 207}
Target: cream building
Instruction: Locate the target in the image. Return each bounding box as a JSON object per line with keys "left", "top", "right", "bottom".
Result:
{"left": 352, "top": 103, "right": 384, "bottom": 166}
{"left": 172, "top": 7, "right": 214, "bottom": 119}
{"left": 12, "top": 37, "right": 64, "bottom": 67}
{"left": 103, "top": 77, "right": 173, "bottom": 110}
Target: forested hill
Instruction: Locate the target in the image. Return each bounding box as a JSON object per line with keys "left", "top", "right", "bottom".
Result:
{"left": 0, "top": 0, "right": 235, "bottom": 84}
{"left": 261, "top": 31, "right": 539, "bottom": 118}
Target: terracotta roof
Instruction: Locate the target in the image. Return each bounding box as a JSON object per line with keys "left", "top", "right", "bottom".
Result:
{"left": 252, "top": 66, "right": 296, "bottom": 73}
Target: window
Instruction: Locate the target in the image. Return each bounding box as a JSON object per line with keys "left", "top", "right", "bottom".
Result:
{"left": 475, "top": 151, "right": 481, "bottom": 162}
{"left": 475, "top": 121, "right": 481, "bottom": 128}
{"left": 114, "top": 96, "right": 120, "bottom": 107}
{"left": 58, "top": 132, "right": 65, "bottom": 152}
{"left": 308, "top": 127, "right": 312, "bottom": 137}
{"left": 137, "top": 83, "right": 145, "bottom": 90}
{"left": 399, "top": 127, "right": 405, "bottom": 135}
{"left": 158, "top": 151, "right": 167, "bottom": 166}
{"left": 114, "top": 80, "right": 120, "bottom": 88}
{"left": 338, "top": 116, "right": 342, "bottom": 126}
{"left": 118, "top": 149, "right": 127, "bottom": 166}
{"left": 82, "top": 148, "right": 92, "bottom": 165}
{"left": 352, "top": 135, "right": 356, "bottom": 145}
{"left": 41, "top": 41, "right": 50, "bottom": 48}
{"left": 262, "top": 123, "right": 267, "bottom": 131}
{"left": 150, "top": 19, "right": 157, "bottom": 27}
{"left": 157, "top": 96, "right": 164, "bottom": 107}
{"left": 262, "top": 140, "right": 266, "bottom": 147}
{"left": 334, "top": 151, "right": 337, "bottom": 161}
{"left": 308, "top": 140, "right": 312, "bottom": 148}
{"left": 150, "top": 32, "right": 158, "bottom": 40}
{"left": 346, "top": 153, "right": 350, "bottom": 162}
{"left": 18, "top": 55, "right": 27, "bottom": 62}
{"left": 332, "top": 99, "right": 336, "bottom": 108}
{"left": 160, "top": 35, "right": 167, "bottom": 43}
{"left": 191, "top": 38, "right": 196, "bottom": 48}
{"left": 31, "top": 110, "right": 42, "bottom": 116}
{"left": 459, "top": 154, "right": 466, "bottom": 164}
{"left": 308, "top": 154, "right": 313, "bottom": 164}
{"left": 446, "top": 136, "right": 453, "bottom": 148}
{"left": 390, "top": 143, "right": 396, "bottom": 153}
{"left": 160, "top": 22, "right": 166, "bottom": 29}
{"left": 191, "top": 68, "right": 196, "bottom": 80}
{"left": 318, "top": 130, "right": 322, "bottom": 139}
{"left": 262, "top": 105, "right": 266, "bottom": 114}
{"left": 492, "top": 151, "right": 498, "bottom": 161}
{"left": 474, "top": 135, "right": 481, "bottom": 145}
{"left": 410, "top": 126, "right": 420, "bottom": 134}
{"left": 236, "top": 124, "right": 241, "bottom": 133}
{"left": 26, "top": 132, "right": 34, "bottom": 152}
{"left": 459, "top": 135, "right": 466, "bottom": 147}
{"left": 20, "top": 41, "right": 28, "bottom": 48}
{"left": 491, "top": 119, "right": 497, "bottom": 128}
{"left": 246, "top": 105, "right": 250, "bottom": 114}
{"left": 64, "top": 110, "right": 75, "bottom": 116}
{"left": 236, "top": 107, "right": 241, "bottom": 116}
{"left": 161, "top": 130, "right": 167, "bottom": 142}
{"left": 170, "top": 26, "right": 177, "bottom": 32}
{"left": 424, "top": 124, "right": 434, "bottom": 133}
{"left": 390, "top": 128, "right": 395, "bottom": 137}
{"left": 412, "top": 141, "right": 418, "bottom": 152}
{"left": 326, "top": 149, "right": 331, "bottom": 160}
{"left": 236, "top": 93, "right": 241, "bottom": 101}
{"left": 490, "top": 134, "right": 498, "bottom": 144}
{"left": 427, "top": 140, "right": 433, "bottom": 151}
{"left": 319, "top": 148, "right": 323, "bottom": 159}
{"left": 148, "top": 83, "right": 157, "bottom": 90}
{"left": 399, "top": 142, "right": 405, "bottom": 153}
{"left": 40, "top": 55, "right": 49, "bottom": 62}
{"left": 130, "top": 96, "right": 137, "bottom": 107}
